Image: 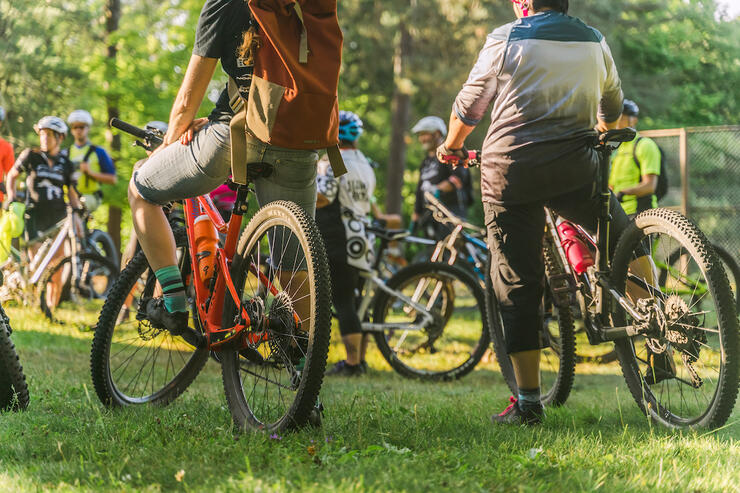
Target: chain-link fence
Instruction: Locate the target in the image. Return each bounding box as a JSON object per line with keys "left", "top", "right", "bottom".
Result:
{"left": 640, "top": 126, "right": 740, "bottom": 263}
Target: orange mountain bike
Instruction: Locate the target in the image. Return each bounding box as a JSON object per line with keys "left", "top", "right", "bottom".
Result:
{"left": 90, "top": 119, "right": 331, "bottom": 432}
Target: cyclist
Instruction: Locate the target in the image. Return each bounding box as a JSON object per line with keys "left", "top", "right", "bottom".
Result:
{"left": 411, "top": 116, "right": 472, "bottom": 240}
{"left": 317, "top": 111, "right": 375, "bottom": 376}
{"left": 0, "top": 107, "right": 14, "bottom": 203}
{"left": 608, "top": 100, "right": 662, "bottom": 217}
{"left": 128, "top": 0, "right": 320, "bottom": 333}
{"left": 65, "top": 110, "right": 116, "bottom": 212}
{"left": 438, "top": 0, "right": 629, "bottom": 425}
{"left": 5, "top": 116, "right": 80, "bottom": 242}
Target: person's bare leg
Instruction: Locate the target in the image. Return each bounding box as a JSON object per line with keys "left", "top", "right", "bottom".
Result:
{"left": 359, "top": 333, "right": 370, "bottom": 363}
{"left": 509, "top": 348, "right": 541, "bottom": 390}
{"left": 128, "top": 180, "right": 177, "bottom": 272}
{"left": 342, "top": 333, "right": 363, "bottom": 365}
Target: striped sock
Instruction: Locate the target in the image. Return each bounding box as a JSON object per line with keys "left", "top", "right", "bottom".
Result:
{"left": 517, "top": 387, "right": 541, "bottom": 412}
{"left": 154, "top": 265, "right": 187, "bottom": 313}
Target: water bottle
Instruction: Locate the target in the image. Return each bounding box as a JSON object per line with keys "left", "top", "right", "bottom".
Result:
{"left": 556, "top": 221, "right": 594, "bottom": 274}
{"left": 193, "top": 214, "right": 219, "bottom": 290}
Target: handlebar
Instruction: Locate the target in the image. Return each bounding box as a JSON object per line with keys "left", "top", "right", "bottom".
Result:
{"left": 109, "top": 118, "right": 164, "bottom": 151}
{"left": 423, "top": 191, "right": 485, "bottom": 235}
{"left": 439, "top": 150, "right": 481, "bottom": 167}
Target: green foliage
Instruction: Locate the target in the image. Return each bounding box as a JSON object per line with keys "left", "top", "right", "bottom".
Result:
{"left": 0, "top": 0, "right": 738, "bottom": 226}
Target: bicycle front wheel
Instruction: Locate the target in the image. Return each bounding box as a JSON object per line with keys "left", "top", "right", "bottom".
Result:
{"left": 372, "top": 261, "right": 489, "bottom": 380}
{"left": 39, "top": 252, "right": 118, "bottom": 328}
{"left": 90, "top": 227, "right": 208, "bottom": 407}
{"left": 0, "top": 306, "right": 29, "bottom": 411}
{"left": 221, "top": 201, "right": 331, "bottom": 432}
{"left": 611, "top": 208, "right": 740, "bottom": 429}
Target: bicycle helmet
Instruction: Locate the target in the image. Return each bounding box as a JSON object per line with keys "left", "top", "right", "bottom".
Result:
{"left": 146, "top": 120, "right": 169, "bottom": 134}
{"left": 0, "top": 106, "right": 5, "bottom": 122}
{"left": 35, "top": 116, "right": 68, "bottom": 136}
{"left": 67, "top": 109, "right": 93, "bottom": 126}
{"left": 622, "top": 99, "right": 640, "bottom": 117}
{"left": 411, "top": 116, "right": 447, "bottom": 137}
{"left": 338, "top": 110, "right": 363, "bottom": 142}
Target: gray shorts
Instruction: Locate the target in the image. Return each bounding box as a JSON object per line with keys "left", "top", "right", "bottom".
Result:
{"left": 132, "top": 121, "right": 318, "bottom": 213}
{"left": 132, "top": 121, "right": 319, "bottom": 269}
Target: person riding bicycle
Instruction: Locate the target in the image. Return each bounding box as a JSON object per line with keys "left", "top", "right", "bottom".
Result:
{"left": 4, "top": 116, "right": 80, "bottom": 242}
{"left": 0, "top": 107, "right": 14, "bottom": 203}
{"left": 411, "top": 116, "right": 473, "bottom": 240}
{"left": 128, "top": 0, "right": 321, "bottom": 333}
{"left": 64, "top": 110, "right": 116, "bottom": 213}
{"left": 608, "top": 99, "right": 662, "bottom": 217}
{"left": 438, "top": 0, "right": 630, "bottom": 425}
{"left": 316, "top": 111, "right": 376, "bottom": 376}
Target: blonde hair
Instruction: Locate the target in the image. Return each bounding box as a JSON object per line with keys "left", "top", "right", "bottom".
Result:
{"left": 237, "top": 25, "right": 260, "bottom": 65}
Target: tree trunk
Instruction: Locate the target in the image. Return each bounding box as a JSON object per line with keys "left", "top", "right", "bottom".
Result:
{"left": 385, "top": 20, "right": 412, "bottom": 215}
{"left": 104, "top": 0, "right": 122, "bottom": 252}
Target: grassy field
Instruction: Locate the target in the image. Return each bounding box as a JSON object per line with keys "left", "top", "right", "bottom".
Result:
{"left": 1, "top": 305, "right": 739, "bottom": 492}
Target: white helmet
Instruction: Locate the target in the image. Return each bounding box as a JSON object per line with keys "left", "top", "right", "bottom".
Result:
{"left": 35, "top": 116, "right": 68, "bottom": 136}
{"left": 146, "top": 120, "right": 169, "bottom": 134}
{"left": 67, "top": 109, "right": 93, "bottom": 126}
{"left": 411, "top": 116, "right": 447, "bottom": 137}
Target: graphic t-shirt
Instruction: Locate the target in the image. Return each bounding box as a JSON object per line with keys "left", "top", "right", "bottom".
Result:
{"left": 66, "top": 143, "right": 115, "bottom": 195}
{"left": 316, "top": 149, "right": 377, "bottom": 271}
{"left": 608, "top": 133, "right": 661, "bottom": 215}
{"left": 13, "top": 149, "right": 75, "bottom": 219}
{"left": 0, "top": 137, "right": 14, "bottom": 201}
{"left": 193, "top": 0, "right": 254, "bottom": 122}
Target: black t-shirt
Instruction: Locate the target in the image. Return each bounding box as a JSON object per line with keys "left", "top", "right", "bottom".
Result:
{"left": 193, "top": 0, "right": 254, "bottom": 122}
{"left": 13, "top": 149, "right": 74, "bottom": 216}
{"left": 414, "top": 156, "right": 472, "bottom": 217}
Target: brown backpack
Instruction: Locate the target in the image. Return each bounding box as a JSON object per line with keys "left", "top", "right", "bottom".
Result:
{"left": 229, "top": 0, "right": 346, "bottom": 183}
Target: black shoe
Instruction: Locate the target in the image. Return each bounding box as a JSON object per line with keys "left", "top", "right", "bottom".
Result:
{"left": 491, "top": 396, "right": 544, "bottom": 426}
{"left": 644, "top": 347, "right": 676, "bottom": 385}
{"left": 142, "top": 298, "right": 189, "bottom": 335}
{"left": 326, "top": 360, "right": 365, "bottom": 377}
{"left": 360, "top": 360, "right": 369, "bottom": 373}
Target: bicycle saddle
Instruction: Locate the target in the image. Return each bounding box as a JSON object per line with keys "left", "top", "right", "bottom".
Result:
{"left": 597, "top": 128, "right": 637, "bottom": 145}
{"left": 366, "top": 225, "right": 410, "bottom": 241}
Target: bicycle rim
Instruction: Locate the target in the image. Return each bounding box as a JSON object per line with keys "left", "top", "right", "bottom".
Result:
{"left": 221, "top": 201, "right": 331, "bottom": 432}
{"left": 373, "top": 262, "right": 489, "bottom": 380}
{"left": 612, "top": 208, "right": 740, "bottom": 428}
{"left": 90, "top": 228, "right": 207, "bottom": 406}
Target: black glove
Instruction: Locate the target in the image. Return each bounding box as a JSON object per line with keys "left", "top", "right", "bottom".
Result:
{"left": 436, "top": 143, "right": 469, "bottom": 167}
{"left": 616, "top": 191, "right": 625, "bottom": 203}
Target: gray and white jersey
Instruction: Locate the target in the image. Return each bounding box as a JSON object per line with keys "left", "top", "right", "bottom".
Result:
{"left": 453, "top": 11, "right": 623, "bottom": 205}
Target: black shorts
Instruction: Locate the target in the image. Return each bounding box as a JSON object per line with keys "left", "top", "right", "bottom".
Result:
{"left": 484, "top": 182, "right": 631, "bottom": 354}
{"left": 24, "top": 208, "right": 65, "bottom": 242}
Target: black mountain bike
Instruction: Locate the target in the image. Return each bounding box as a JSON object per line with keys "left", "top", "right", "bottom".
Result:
{"left": 484, "top": 129, "right": 739, "bottom": 429}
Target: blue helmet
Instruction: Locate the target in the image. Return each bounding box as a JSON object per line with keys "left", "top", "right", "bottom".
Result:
{"left": 623, "top": 99, "right": 640, "bottom": 117}
{"left": 338, "top": 110, "right": 363, "bottom": 142}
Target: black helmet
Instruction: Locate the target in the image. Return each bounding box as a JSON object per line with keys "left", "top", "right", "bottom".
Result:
{"left": 623, "top": 99, "right": 640, "bottom": 117}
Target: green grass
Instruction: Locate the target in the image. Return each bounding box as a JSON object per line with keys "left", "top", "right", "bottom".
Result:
{"left": 1, "top": 305, "right": 739, "bottom": 492}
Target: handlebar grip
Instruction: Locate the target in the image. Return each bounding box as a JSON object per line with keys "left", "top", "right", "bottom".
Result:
{"left": 109, "top": 118, "right": 149, "bottom": 140}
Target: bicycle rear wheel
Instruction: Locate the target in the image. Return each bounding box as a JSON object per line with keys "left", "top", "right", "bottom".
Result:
{"left": 39, "top": 252, "right": 118, "bottom": 328}
{"left": 90, "top": 228, "right": 208, "bottom": 407}
{"left": 372, "top": 261, "right": 489, "bottom": 380}
{"left": 221, "top": 201, "right": 331, "bottom": 432}
{"left": 0, "top": 306, "right": 29, "bottom": 411}
{"left": 611, "top": 208, "right": 739, "bottom": 429}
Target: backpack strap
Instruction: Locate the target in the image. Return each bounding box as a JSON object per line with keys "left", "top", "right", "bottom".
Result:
{"left": 292, "top": 3, "right": 309, "bottom": 64}
{"left": 631, "top": 137, "right": 644, "bottom": 173}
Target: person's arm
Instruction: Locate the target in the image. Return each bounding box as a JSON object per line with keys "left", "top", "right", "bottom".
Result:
{"left": 439, "top": 31, "right": 504, "bottom": 161}
{"left": 160, "top": 55, "right": 218, "bottom": 149}
{"left": 617, "top": 175, "right": 658, "bottom": 199}
{"left": 4, "top": 149, "right": 29, "bottom": 204}
{"left": 597, "top": 36, "right": 623, "bottom": 131}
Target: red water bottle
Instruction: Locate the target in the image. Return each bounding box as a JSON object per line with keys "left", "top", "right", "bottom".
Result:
{"left": 556, "top": 221, "right": 594, "bottom": 274}
{"left": 193, "top": 214, "right": 219, "bottom": 290}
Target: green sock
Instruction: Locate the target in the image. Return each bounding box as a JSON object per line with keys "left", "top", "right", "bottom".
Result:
{"left": 154, "top": 265, "right": 187, "bottom": 313}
